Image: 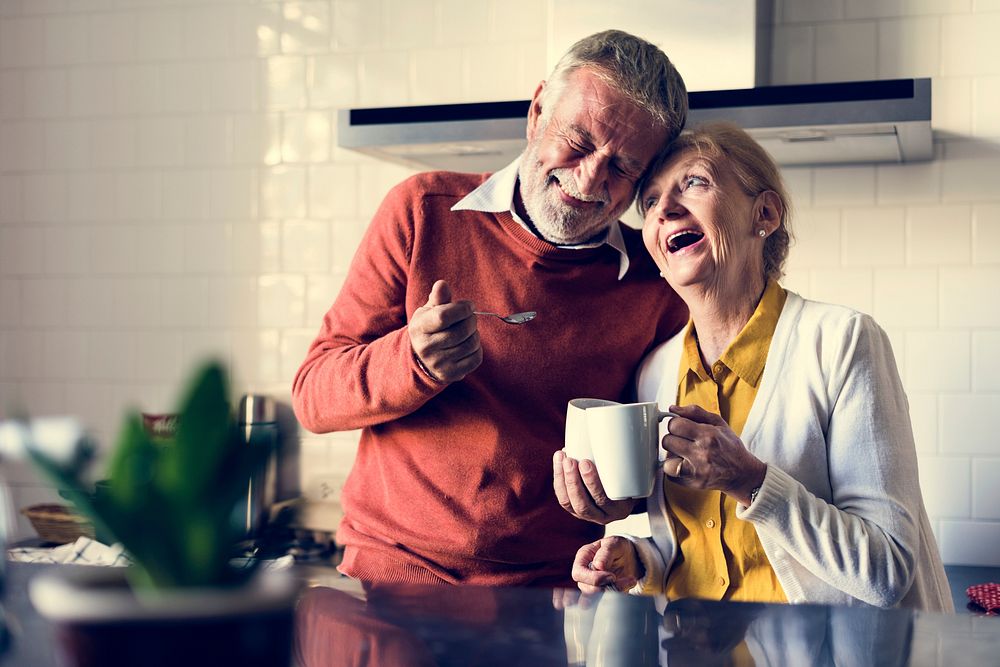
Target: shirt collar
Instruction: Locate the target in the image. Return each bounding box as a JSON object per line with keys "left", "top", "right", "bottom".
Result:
{"left": 451, "top": 156, "right": 632, "bottom": 280}
{"left": 680, "top": 320, "right": 711, "bottom": 384}
{"left": 720, "top": 280, "right": 787, "bottom": 386}
{"left": 679, "top": 280, "right": 787, "bottom": 388}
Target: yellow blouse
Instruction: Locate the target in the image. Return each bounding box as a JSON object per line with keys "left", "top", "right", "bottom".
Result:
{"left": 664, "top": 280, "right": 788, "bottom": 603}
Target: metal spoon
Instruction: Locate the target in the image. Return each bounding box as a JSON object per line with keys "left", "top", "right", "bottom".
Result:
{"left": 474, "top": 310, "right": 537, "bottom": 325}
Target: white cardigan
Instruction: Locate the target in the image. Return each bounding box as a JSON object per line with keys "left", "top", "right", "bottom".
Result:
{"left": 629, "top": 290, "right": 953, "bottom": 612}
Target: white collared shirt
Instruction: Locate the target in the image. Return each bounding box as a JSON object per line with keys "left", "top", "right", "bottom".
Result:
{"left": 450, "top": 156, "right": 632, "bottom": 280}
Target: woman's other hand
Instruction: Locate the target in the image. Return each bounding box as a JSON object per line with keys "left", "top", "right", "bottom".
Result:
{"left": 662, "top": 404, "right": 767, "bottom": 506}
{"left": 571, "top": 536, "right": 643, "bottom": 594}
{"left": 553, "top": 450, "right": 638, "bottom": 524}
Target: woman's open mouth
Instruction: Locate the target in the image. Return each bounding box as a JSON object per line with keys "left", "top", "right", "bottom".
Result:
{"left": 666, "top": 230, "right": 705, "bottom": 253}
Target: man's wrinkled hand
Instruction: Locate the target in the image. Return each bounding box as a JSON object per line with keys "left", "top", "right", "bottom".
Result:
{"left": 553, "top": 450, "right": 638, "bottom": 524}
{"left": 409, "top": 280, "right": 482, "bottom": 383}
{"left": 551, "top": 586, "right": 601, "bottom": 611}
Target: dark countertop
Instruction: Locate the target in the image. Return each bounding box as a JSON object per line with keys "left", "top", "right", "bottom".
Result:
{"left": 3, "top": 562, "right": 999, "bottom": 667}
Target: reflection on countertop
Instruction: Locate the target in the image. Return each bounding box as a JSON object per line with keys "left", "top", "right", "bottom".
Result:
{"left": 292, "top": 580, "right": 1000, "bottom": 667}
{"left": 295, "top": 561, "right": 366, "bottom": 599}
{"left": 3, "top": 562, "right": 999, "bottom": 667}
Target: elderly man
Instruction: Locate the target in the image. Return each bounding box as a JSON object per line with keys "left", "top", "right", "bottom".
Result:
{"left": 292, "top": 30, "right": 689, "bottom": 587}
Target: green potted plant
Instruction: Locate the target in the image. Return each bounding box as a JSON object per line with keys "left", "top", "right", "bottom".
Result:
{"left": 22, "top": 360, "right": 298, "bottom": 667}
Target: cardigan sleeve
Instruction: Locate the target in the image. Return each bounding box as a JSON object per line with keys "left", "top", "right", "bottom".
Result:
{"left": 291, "top": 179, "right": 447, "bottom": 433}
{"left": 737, "top": 313, "right": 921, "bottom": 608}
{"left": 625, "top": 535, "right": 669, "bottom": 595}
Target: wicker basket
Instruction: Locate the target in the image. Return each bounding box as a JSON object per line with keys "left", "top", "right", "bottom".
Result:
{"left": 20, "top": 504, "right": 95, "bottom": 545}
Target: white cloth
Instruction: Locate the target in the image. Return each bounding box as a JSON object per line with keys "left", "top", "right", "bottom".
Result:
{"left": 7, "top": 537, "right": 296, "bottom": 571}
{"left": 7, "top": 536, "right": 129, "bottom": 566}
{"left": 450, "top": 156, "right": 632, "bottom": 279}
{"left": 232, "top": 554, "right": 296, "bottom": 571}
{"left": 629, "top": 290, "right": 953, "bottom": 612}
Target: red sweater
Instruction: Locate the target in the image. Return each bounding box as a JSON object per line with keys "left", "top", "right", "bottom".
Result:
{"left": 292, "top": 171, "right": 687, "bottom": 587}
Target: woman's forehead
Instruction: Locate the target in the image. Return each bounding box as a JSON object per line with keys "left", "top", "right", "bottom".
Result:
{"left": 647, "top": 149, "right": 722, "bottom": 186}
{"left": 666, "top": 149, "right": 714, "bottom": 171}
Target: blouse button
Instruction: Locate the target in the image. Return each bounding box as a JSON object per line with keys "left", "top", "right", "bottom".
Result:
{"left": 705, "top": 519, "right": 716, "bottom": 529}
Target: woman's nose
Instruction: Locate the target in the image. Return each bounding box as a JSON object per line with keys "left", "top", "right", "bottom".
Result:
{"left": 652, "top": 195, "right": 685, "bottom": 221}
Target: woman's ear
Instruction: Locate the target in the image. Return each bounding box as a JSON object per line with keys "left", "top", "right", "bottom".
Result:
{"left": 526, "top": 80, "right": 546, "bottom": 141}
{"left": 755, "top": 191, "right": 783, "bottom": 236}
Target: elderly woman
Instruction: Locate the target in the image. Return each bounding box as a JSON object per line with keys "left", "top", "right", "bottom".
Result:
{"left": 554, "top": 122, "right": 952, "bottom": 611}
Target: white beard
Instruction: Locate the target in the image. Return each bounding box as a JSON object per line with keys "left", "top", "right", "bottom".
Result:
{"left": 518, "top": 139, "right": 631, "bottom": 245}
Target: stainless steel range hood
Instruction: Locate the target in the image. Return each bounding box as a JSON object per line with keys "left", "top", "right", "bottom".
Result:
{"left": 337, "top": 77, "right": 932, "bottom": 172}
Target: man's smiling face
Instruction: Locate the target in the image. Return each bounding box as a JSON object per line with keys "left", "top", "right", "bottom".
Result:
{"left": 518, "top": 67, "right": 668, "bottom": 245}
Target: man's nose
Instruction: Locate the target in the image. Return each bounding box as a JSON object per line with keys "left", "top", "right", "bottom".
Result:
{"left": 574, "top": 154, "right": 609, "bottom": 197}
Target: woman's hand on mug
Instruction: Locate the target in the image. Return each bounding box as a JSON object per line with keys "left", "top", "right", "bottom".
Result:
{"left": 571, "top": 536, "right": 643, "bottom": 594}
{"left": 661, "top": 404, "right": 767, "bottom": 505}
{"left": 553, "top": 450, "right": 637, "bottom": 524}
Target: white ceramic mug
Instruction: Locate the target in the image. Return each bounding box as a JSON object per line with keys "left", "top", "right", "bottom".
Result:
{"left": 564, "top": 398, "right": 620, "bottom": 462}
{"left": 585, "top": 402, "right": 674, "bottom": 500}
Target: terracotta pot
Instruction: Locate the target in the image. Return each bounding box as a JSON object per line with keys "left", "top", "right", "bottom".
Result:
{"left": 29, "top": 566, "right": 299, "bottom": 667}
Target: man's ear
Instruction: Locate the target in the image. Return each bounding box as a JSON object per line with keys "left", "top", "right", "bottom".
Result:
{"left": 755, "top": 191, "right": 783, "bottom": 236}
{"left": 526, "top": 80, "right": 546, "bottom": 141}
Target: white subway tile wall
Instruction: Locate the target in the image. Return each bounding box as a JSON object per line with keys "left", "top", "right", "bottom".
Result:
{"left": 908, "top": 393, "right": 939, "bottom": 453}
{"left": 877, "top": 17, "right": 941, "bottom": 79}
{"left": 812, "top": 269, "right": 878, "bottom": 318}
{"left": 877, "top": 154, "right": 943, "bottom": 204}
{"left": 919, "top": 456, "right": 972, "bottom": 518}
{"left": 843, "top": 207, "right": 906, "bottom": 266}
{"left": 973, "top": 332, "right": 1000, "bottom": 391}
{"left": 972, "top": 458, "right": 1000, "bottom": 519}
{"left": 873, "top": 268, "right": 939, "bottom": 328}
{"left": 816, "top": 21, "right": 878, "bottom": 82}
{"left": 0, "top": 0, "right": 998, "bottom": 564}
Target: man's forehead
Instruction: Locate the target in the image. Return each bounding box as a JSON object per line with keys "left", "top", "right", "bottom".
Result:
{"left": 566, "top": 122, "right": 646, "bottom": 172}
{"left": 554, "top": 71, "right": 654, "bottom": 127}
{"left": 551, "top": 75, "right": 665, "bottom": 164}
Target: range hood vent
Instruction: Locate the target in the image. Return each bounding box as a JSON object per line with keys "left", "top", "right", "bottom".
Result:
{"left": 337, "top": 78, "right": 932, "bottom": 172}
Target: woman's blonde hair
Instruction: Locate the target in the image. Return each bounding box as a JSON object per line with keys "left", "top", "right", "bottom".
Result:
{"left": 637, "top": 122, "right": 794, "bottom": 282}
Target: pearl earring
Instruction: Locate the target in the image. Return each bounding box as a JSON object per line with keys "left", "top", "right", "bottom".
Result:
{"left": 758, "top": 229, "right": 766, "bottom": 238}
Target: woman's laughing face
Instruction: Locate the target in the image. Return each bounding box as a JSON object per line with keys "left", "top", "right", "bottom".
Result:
{"left": 640, "top": 150, "right": 765, "bottom": 293}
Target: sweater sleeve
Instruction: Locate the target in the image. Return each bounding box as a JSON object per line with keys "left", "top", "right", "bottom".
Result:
{"left": 291, "top": 179, "right": 447, "bottom": 433}
{"left": 737, "top": 314, "right": 920, "bottom": 608}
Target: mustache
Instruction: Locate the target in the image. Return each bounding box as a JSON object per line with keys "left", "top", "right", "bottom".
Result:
{"left": 549, "top": 169, "right": 609, "bottom": 204}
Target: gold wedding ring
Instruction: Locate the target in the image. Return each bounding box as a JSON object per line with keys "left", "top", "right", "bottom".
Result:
{"left": 666, "top": 457, "right": 685, "bottom": 477}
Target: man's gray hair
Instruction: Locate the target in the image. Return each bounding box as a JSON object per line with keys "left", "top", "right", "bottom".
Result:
{"left": 541, "top": 30, "right": 688, "bottom": 143}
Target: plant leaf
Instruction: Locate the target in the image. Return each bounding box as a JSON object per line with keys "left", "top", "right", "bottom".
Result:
{"left": 161, "top": 361, "right": 232, "bottom": 510}
{"left": 27, "top": 359, "right": 274, "bottom": 592}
